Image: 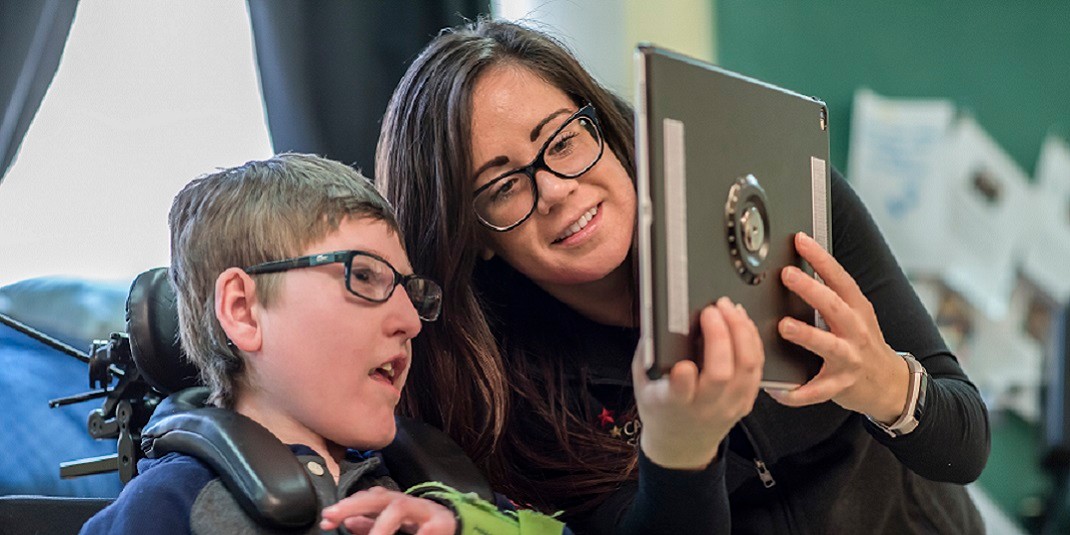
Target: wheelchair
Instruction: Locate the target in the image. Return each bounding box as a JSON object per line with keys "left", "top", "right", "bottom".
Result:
{"left": 0, "top": 268, "right": 491, "bottom": 535}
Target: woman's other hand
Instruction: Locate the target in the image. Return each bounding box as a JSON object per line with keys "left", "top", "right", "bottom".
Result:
{"left": 771, "top": 232, "right": 909, "bottom": 424}
{"left": 320, "top": 486, "right": 457, "bottom": 535}
{"left": 632, "top": 297, "right": 764, "bottom": 470}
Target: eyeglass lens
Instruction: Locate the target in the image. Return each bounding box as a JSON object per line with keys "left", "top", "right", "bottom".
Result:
{"left": 474, "top": 111, "right": 602, "bottom": 229}
{"left": 401, "top": 277, "right": 442, "bottom": 321}
{"left": 348, "top": 254, "right": 441, "bottom": 320}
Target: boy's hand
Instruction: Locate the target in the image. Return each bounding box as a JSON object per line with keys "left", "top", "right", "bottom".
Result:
{"left": 321, "top": 486, "right": 457, "bottom": 535}
{"left": 632, "top": 297, "right": 765, "bottom": 470}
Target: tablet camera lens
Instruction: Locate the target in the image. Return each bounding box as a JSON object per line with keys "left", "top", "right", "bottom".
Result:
{"left": 741, "top": 205, "right": 765, "bottom": 252}
{"left": 725, "top": 174, "right": 770, "bottom": 285}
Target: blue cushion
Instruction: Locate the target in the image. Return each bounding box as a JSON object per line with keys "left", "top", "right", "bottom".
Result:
{"left": 0, "top": 276, "right": 129, "bottom": 350}
{"left": 0, "top": 276, "right": 130, "bottom": 498}
{"left": 0, "top": 323, "right": 124, "bottom": 497}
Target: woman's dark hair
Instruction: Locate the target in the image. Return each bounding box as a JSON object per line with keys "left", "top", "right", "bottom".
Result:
{"left": 376, "top": 18, "right": 637, "bottom": 515}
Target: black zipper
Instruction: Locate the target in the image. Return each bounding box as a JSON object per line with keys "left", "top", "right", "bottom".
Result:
{"left": 738, "top": 423, "right": 776, "bottom": 487}
{"left": 753, "top": 458, "right": 776, "bottom": 488}
{"left": 738, "top": 421, "right": 801, "bottom": 533}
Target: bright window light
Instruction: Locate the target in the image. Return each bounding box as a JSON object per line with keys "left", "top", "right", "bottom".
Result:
{"left": 0, "top": 0, "right": 273, "bottom": 287}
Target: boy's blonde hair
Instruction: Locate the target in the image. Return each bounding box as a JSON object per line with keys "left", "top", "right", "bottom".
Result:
{"left": 168, "top": 153, "right": 399, "bottom": 407}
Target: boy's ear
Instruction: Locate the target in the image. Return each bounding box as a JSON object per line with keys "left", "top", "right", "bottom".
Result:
{"left": 215, "top": 268, "right": 263, "bottom": 353}
{"left": 480, "top": 247, "right": 495, "bottom": 261}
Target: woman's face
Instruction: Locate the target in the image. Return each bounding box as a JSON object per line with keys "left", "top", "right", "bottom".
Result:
{"left": 469, "top": 64, "right": 636, "bottom": 288}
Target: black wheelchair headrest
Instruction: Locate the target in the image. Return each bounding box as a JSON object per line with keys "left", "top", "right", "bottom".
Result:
{"left": 126, "top": 267, "right": 200, "bottom": 394}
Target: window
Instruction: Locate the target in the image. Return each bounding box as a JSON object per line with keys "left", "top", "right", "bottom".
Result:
{"left": 0, "top": 0, "right": 272, "bottom": 286}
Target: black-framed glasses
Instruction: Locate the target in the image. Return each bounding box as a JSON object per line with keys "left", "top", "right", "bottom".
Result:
{"left": 472, "top": 103, "right": 605, "bottom": 232}
{"left": 244, "top": 250, "right": 442, "bottom": 321}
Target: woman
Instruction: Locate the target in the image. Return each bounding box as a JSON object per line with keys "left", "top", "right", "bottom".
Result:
{"left": 375, "top": 19, "right": 989, "bottom": 534}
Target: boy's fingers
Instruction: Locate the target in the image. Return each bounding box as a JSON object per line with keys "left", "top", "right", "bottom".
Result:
{"left": 414, "top": 515, "right": 456, "bottom": 534}
{"left": 322, "top": 488, "right": 394, "bottom": 521}
{"left": 341, "top": 516, "right": 375, "bottom": 535}
{"left": 366, "top": 502, "right": 408, "bottom": 535}
{"left": 370, "top": 498, "right": 453, "bottom": 535}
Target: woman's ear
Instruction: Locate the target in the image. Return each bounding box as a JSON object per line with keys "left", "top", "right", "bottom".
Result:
{"left": 215, "top": 268, "right": 262, "bottom": 353}
{"left": 475, "top": 231, "right": 497, "bottom": 261}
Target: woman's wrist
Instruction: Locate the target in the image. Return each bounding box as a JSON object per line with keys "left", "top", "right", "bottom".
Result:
{"left": 639, "top": 432, "right": 720, "bottom": 471}
{"left": 866, "top": 350, "right": 912, "bottom": 425}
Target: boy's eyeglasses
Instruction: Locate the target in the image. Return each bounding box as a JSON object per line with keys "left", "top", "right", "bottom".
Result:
{"left": 244, "top": 250, "right": 442, "bottom": 321}
{"left": 472, "top": 103, "right": 605, "bottom": 232}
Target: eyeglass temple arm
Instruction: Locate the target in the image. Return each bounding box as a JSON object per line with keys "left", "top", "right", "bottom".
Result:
{"left": 244, "top": 253, "right": 344, "bottom": 275}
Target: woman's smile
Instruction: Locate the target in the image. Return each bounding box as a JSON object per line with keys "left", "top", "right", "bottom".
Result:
{"left": 553, "top": 203, "right": 601, "bottom": 245}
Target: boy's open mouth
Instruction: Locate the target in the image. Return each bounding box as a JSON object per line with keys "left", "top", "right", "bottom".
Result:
{"left": 370, "top": 356, "right": 407, "bottom": 386}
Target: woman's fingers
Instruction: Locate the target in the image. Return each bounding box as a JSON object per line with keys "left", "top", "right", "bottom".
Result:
{"left": 794, "top": 232, "right": 869, "bottom": 311}
{"left": 634, "top": 298, "right": 767, "bottom": 469}
{"left": 781, "top": 265, "right": 863, "bottom": 336}
{"left": 699, "top": 301, "right": 734, "bottom": 383}
{"left": 715, "top": 300, "right": 763, "bottom": 415}
{"left": 768, "top": 370, "right": 847, "bottom": 407}
{"left": 718, "top": 298, "right": 764, "bottom": 376}
{"left": 779, "top": 317, "right": 850, "bottom": 361}
{"left": 665, "top": 359, "right": 700, "bottom": 404}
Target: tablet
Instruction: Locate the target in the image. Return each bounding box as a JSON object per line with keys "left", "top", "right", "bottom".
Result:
{"left": 634, "top": 45, "right": 830, "bottom": 389}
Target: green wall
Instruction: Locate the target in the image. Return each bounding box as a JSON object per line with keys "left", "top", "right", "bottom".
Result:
{"left": 715, "top": 4, "right": 1070, "bottom": 528}
{"left": 715, "top": 3, "right": 1070, "bottom": 177}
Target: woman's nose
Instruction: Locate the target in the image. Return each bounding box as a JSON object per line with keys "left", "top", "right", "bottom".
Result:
{"left": 534, "top": 169, "right": 578, "bottom": 215}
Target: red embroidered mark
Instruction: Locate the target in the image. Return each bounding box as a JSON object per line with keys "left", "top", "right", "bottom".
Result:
{"left": 597, "top": 408, "right": 616, "bottom": 427}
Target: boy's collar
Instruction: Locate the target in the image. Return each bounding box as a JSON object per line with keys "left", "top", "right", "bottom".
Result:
{"left": 286, "top": 443, "right": 376, "bottom": 462}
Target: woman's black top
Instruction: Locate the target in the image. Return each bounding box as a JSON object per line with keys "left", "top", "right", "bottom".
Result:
{"left": 480, "top": 169, "right": 989, "bottom": 534}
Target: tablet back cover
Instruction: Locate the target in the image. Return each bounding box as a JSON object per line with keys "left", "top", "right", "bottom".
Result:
{"left": 635, "top": 45, "right": 830, "bottom": 387}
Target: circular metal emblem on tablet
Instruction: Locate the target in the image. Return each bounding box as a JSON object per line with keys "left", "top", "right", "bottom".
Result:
{"left": 725, "top": 174, "right": 770, "bottom": 285}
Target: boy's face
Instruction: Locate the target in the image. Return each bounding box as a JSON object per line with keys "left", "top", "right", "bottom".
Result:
{"left": 252, "top": 216, "right": 422, "bottom": 450}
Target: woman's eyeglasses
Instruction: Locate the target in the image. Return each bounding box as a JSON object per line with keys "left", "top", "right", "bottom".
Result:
{"left": 244, "top": 250, "right": 443, "bottom": 321}
{"left": 472, "top": 103, "right": 605, "bottom": 232}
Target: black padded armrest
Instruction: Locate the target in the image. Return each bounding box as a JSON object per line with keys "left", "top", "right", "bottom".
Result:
{"left": 382, "top": 416, "right": 494, "bottom": 502}
{"left": 0, "top": 496, "right": 112, "bottom": 535}
{"left": 142, "top": 406, "right": 317, "bottom": 529}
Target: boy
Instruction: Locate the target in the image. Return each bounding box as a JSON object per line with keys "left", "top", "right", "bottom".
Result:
{"left": 81, "top": 154, "right": 567, "bottom": 534}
